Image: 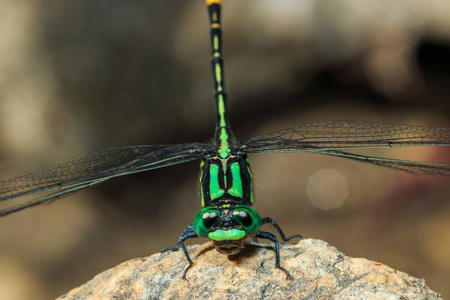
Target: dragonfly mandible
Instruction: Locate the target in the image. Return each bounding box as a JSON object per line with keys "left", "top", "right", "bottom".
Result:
{"left": 1, "top": 0, "right": 450, "bottom": 278}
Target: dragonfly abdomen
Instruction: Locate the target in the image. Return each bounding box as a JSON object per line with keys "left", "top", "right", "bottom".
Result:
{"left": 207, "top": 0, "right": 235, "bottom": 158}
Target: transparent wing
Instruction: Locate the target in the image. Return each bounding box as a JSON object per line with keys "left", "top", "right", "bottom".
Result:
{"left": 0, "top": 143, "right": 214, "bottom": 216}
{"left": 236, "top": 120, "right": 450, "bottom": 175}
{"left": 313, "top": 150, "right": 450, "bottom": 175}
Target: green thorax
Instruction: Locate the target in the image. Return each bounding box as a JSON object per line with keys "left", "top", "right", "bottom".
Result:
{"left": 199, "top": 155, "right": 254, "bottom": 207}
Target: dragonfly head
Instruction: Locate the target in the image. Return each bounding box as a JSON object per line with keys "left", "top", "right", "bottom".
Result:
{"left": 193, "top": 205, "right": 261, "bottom": 255}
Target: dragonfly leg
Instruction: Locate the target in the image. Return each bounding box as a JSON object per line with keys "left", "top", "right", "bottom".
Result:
{"left": 255, "top": 231, "right": 292, "bottom": 279}
{"left": 261, "top": 217, "right": 302, "bottom": 242}
{"left": 161, "top": 224, "right": 198, "bottom": 279}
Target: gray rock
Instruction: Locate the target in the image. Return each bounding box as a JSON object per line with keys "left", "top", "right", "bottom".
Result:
{"left": 58, "top": 239, "right": 441, "bottom": 300}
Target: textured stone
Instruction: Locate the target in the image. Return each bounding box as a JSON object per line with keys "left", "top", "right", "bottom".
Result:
{"left": 58, "top": 239, "right": 441, "bottom": 300}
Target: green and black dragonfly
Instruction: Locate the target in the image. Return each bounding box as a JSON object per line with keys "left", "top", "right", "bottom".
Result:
{"left": 1, "top": 0, "right": 450, "bottom": 278}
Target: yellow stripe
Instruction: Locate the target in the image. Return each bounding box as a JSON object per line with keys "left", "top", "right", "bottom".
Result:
{"left": 206, "top": 0, "right": 221, "bottom": 5}
{"left": 211, "top": 23, "right": 220, "bottom": 28}
{"left": 215, "top": 63, "right": 222, "bottom": 91}
{"left": 218, "top": 96, "right": 226, "bottom": 126}
{"left": 213, "top": 35, "right": 219, "bottom": 51}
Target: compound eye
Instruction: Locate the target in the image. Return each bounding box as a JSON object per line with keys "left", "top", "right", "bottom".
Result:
{"left": 232, "top": 210, "right": 252, "bottom": 227}
{"left": 232, "top": 205, "right": 261, "bottom": 236}
{"left": 194, "top": 207, "right": 220, "bottom": 238}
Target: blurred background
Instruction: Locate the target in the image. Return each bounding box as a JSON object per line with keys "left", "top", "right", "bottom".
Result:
{"left": 0, "top": 0, "right": 449, "bottom": 299}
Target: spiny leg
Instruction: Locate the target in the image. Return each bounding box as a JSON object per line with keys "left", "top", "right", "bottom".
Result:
{"left": 161, "top": 224, "right": 196, "bottom": 253}
{"left": 161, "top": 224, "right": 199, "bottom": 279}
{"left": 256, "top": 231, "right": 293, "bottom": 279}
{"left": 261, "top": 217, "right": 302, "bottom": 242}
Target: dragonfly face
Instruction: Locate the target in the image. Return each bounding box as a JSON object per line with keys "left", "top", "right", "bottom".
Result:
{"left": 194, "top": 204, "right": 262, "bottom": 255}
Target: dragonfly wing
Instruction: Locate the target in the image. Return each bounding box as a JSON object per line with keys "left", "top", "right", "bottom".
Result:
{"left": 0, "top": 143, "right": 214, "bottom": 215}
{"left": 237, "top": 120, "right": 450, "bottom": 152}
{"left": 311, "top": 150, "right": 450, "bottom": 175}
{"left": 0, "top": 177, "right": 109, "bottom": 216}
{"left": 236, "top": 121, "right": 450, "bottom": 175}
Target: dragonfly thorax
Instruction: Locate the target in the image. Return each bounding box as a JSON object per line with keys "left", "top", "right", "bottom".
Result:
{"left": 199, "top": 155, "right": 254, "bottom": 207}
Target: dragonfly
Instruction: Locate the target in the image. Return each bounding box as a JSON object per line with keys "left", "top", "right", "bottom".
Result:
{"left": 1, "top": 0, "right": 450, "bottom": 279}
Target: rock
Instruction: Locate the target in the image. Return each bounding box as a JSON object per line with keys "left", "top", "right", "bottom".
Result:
{"left": 58, "top": 239, "right": 441, "bottom": 300}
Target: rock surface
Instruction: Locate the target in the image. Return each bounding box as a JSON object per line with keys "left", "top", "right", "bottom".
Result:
{"left": 58, "top": 239, "right": 441, "bottom": 300}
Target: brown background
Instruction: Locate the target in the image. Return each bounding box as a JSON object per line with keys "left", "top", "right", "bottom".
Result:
{"left": 0, "top": 1, "right": 449, "bottom": 299}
